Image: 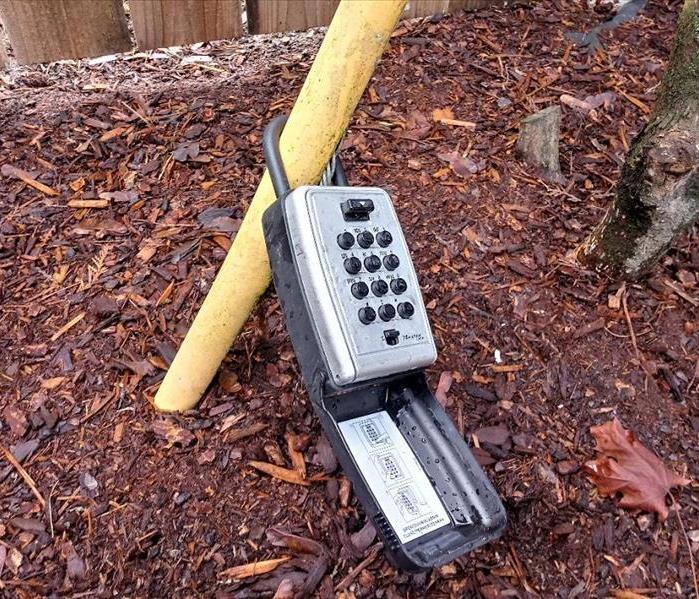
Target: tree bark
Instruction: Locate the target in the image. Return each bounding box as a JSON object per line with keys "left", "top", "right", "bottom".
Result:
{"left": 579, "top": 0, "right": 699, "bottom": 279}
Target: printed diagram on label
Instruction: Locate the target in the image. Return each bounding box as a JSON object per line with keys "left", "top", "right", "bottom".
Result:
{"left": 357, "top": 418, "right": 390, "bottom": 450}
{"left": 372, "top": 452, "right": 405, "bottom": 483}
{"left": 391, "top": 485, "right": 430, "bottom": 521}
{"left": 339, "top": 411, "right": 451, "bottom": 544}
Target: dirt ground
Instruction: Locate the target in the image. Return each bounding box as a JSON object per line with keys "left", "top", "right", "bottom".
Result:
{"left": 1, "top": 1, "right": 697, "bottom": 597}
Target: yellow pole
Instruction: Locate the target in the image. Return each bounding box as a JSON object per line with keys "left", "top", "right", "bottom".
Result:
{"left": 155, "top": 0, "right": 407, "bottom": 411}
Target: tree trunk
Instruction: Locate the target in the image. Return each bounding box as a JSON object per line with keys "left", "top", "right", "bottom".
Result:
{"left": 579, "top": 0, "right": 699, "bottom": 279}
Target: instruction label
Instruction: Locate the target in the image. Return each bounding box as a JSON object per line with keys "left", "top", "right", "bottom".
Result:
{"left": 339, "top": 411, "right": 450, "bottom": 543}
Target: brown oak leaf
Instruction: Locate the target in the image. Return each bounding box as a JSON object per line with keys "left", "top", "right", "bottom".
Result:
{"left": 584, "top": 418, "right": 690, "bottom": 520}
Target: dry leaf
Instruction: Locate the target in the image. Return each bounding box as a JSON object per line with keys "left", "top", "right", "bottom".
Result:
{"left": 435, "top": 371, "right": 453, "bottom": 407}
{"left": 285, "top": 432, "right": 308, "bottom": 479}
{"left": 172, "top": 141, "right": 200, "bottom": 162}
{"left": 267, "top": 527, "right": 327, "bottom": 556}
{"left": 311, "top": 435, "right": 338, "bottom": 474}
{"left": 197, "top": 448, "right": 216, "bottom": 465}
{"left": 3, "top": 405, "right": 28, "bottom": 437}
{"left": 608, "top": 286, "right": 624, "bottom": 310}
{"left": 5, "top": 546, "right": 23, "bottom": 575}
{"left": 219, "top": 369, "right": 241, "bottom": 394}
{"left": 406, "top": 110, "right": 430, "bottom": 130}
{"left": 117, "top": 358, "right": 155, "bottom": 377}
{"left": 560, "top": 93, "right": 596, "bottom": 113}
{"left": 150, "top": 420, "right": 196, "bottom": 446}
{"left": 437, "top": 151, "right": 481, "bottom": 178}
{"left": 584, "top": 418, "right": 690, "bottom": 520}
{"left": 432, "top": 107, "right": 455, "bottom": 122}
{"left": 69, "top": 177, "right": 86, "bottom": 192}
{"left": 53, "top": 264, "right": 70, "bottom": 284}
{"left": 266, "top": 528, "right": 329, "bottom": 597}
{"left": 41, "top": 376, "right": 66, "bottom": 390}
{"left": 400, "top": 110, "right": 431, "bottom": 140}
{"left": 218, "top": 557, "right": 290, "bottom": 580}
{"left": 474, "top": 425, "right": 510, "bottom": 446}
{"left": 62, "top": 541, "right": 86, "bottom": 580}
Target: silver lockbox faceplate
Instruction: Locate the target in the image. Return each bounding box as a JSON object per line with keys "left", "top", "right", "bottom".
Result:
{"left": 283, "top": 186, "right": 437, "bottom": 385}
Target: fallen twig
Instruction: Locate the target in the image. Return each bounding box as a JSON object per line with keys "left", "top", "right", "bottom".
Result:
{"left": 614, "top": 85, "right": 651, "bottom": 114}
{"left": 67, "top": 199, "right": 110, "bottom": 209}
{"left": 0, "top": 442, "right": 46, "bottom": 508}
{"left": 621, "top": 285, "right": 641, "bottom": 360}
{"left": 50, "top": 312, "right": 85, "bottom": 342}
{"left": 671, "top": 495, "right": 699, "bottom": 599}
{"left": 335, "top": 542, "right": 383, "bottom": 591}
{"left": 664, "top": 280, "right": 698, "bottom": 307}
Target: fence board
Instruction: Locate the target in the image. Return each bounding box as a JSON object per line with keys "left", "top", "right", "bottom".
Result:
{"left": 405, "top": 0, "right": 501, "bottom": 18}
{"left": 450, "top": 0, "right": 505, "bottom": 10}
{"left": 130, "top": 0, "right": 243, "bottom": 50}
{"left": 247, "top": 0, "right": 341, "bottom": 35}
{"left": 0, "top": 0, "right": 131, "bottom": 65}
{"left": 404, "top": 0, "right": 449, "bottom": 18}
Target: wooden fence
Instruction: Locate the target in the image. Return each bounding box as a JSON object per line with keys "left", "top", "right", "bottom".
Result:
{"left": 0, "top": 0, "right": 503, "bottom": 67}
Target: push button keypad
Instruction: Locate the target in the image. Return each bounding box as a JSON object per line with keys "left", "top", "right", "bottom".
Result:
{"left": 289, "top": 186, "right": 436, "bottom": 384}
{"left": 336, "top": 217, "right": 417, "bottom": 345}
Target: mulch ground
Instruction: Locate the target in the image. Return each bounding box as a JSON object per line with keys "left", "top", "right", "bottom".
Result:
{"left": 1, "top": 1, "right": 697, "bottom": 597}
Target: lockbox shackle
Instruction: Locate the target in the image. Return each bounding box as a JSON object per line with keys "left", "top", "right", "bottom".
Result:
{"left": 263, "top": 114, "right": 348, "bottom": 200}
